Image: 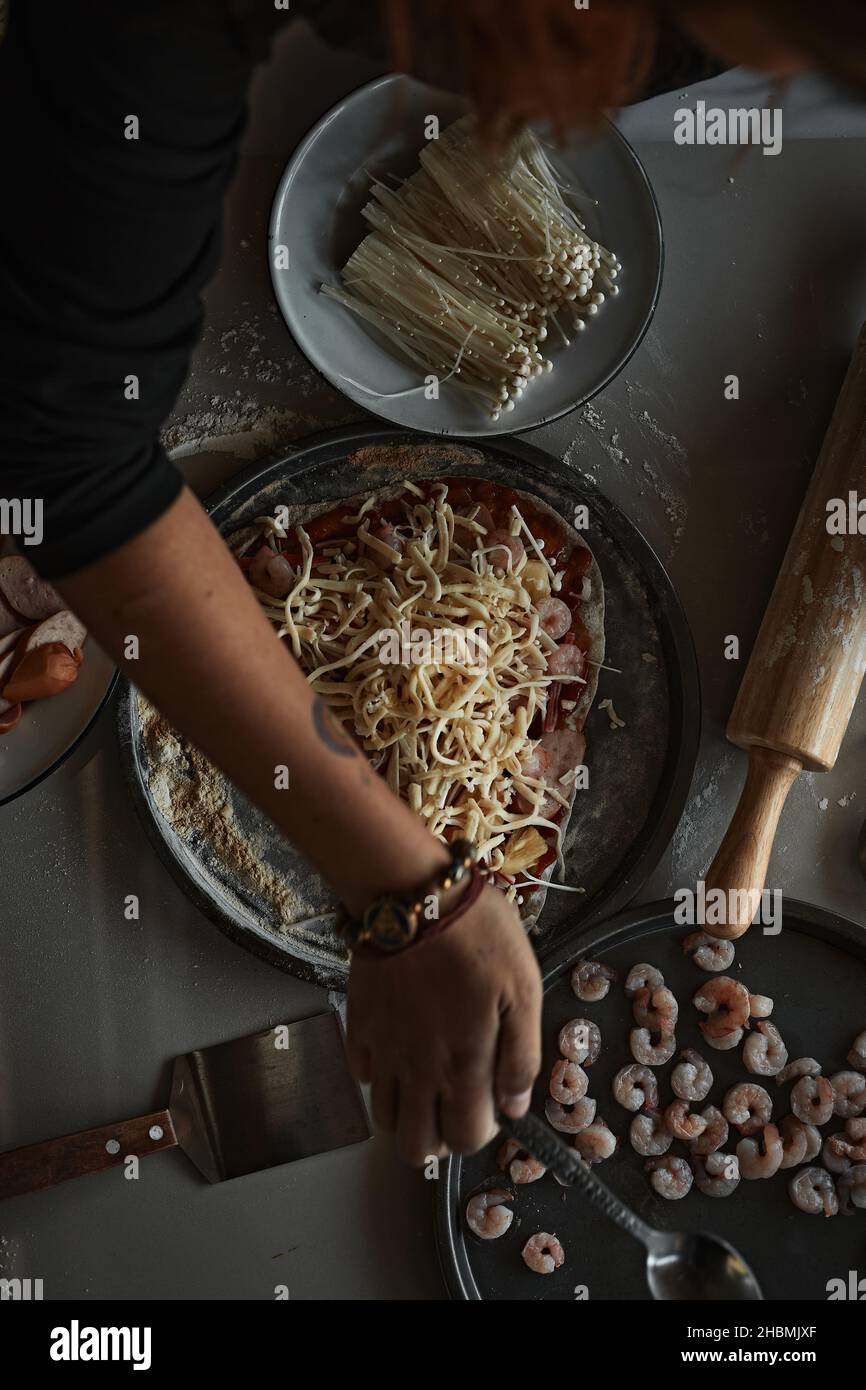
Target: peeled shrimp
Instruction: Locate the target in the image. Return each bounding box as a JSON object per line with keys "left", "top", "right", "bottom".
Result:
{"left": 788, "top": 1166, "right": 838, "bottom": 1217}
{"left": 249, "top": 545, "right": 295, "bottom": 598}
{"left": 705, "top": 1027, "right": 744, "bottom": 1052}
{"left": 613, "top": 1064, "right": 659, "bottom": 1113}
{"left": 558, "top": 1018, "right": 602, "bottom": 1067}
{"left": 466, "top": 1188, "right": 514, "bottom": 1238}
{"left": 632, "top": 985, "right": 678, "bottom": 1035}
{"left": 743, "top": 1020, "right": 788, "bottom": 1077}
{"left": 665, "top": 1100, "right": 707, "bottom": 1143}
{"left": 837, "top": 1164, "right": 866, "bottom": 1214}
{"left": 537, "top": 597, "right": 572, "bottom": 641}
{"left": 682, "top": 931, "right": 735, "bottom": 973}
{"left": 625, "top": 963, "right": 664, "bottom": 999}
{"left": 778, "top": 1115, "right": 815, "bottom": 1169}
{"left": 848, "top": 1031, "right": 866, "bottom": 1071}
{"left": 822, "top": 1133, "right": 864, "bottom": 1175}
{"left": 671, "top": 1049, "right": 713, "bottom": 1102}
{"left": 776, "top": 1056, "right": 821, "bottom": 1086}
{"left": 749, "top": 993, "right": 774, "bottom": 1019}
{"left": 736, "top": 1123, "right": 783, "bottom": 1179}
{"left": 723, "top": 1082, "right": 773, "bottom": 1136}
{"left": 496, "top": 1140, "right": 546, "bottom": 1185}
{"left": 573, "top": 1120, "right": 617, "bottom": 1165}
{"left": 692, "top": 1151, "right": 740, "bottom": 1197}
{"left": 522, "top": 1232, "right": 564, "bottom": 1274}
{"left": 829, "top": 1070, "right": 866, "bottom": 1119}
{"left": 545, "top": 1096, "right": 596, "bottom": 1134}
{"left": 791, "top": 1074, "right": 834, "bottom": 1126}
{"left": 693, "top": 977, "right": 751, "bottom": 1040}
{"left": 629, "top": 1109, "right": 673, "bottom": 1157}
{"left": 545, "top": 643, "right": 584, "bottom": 678}
{"left": 571, "top": 958, "right": 616, "bottom": 1003}
{"left": 487, "top": 530, "right": 524, "bottom": 570}
{"left": 688, "top": 1106, "right": 729, "bottom": 1156}
{"left": 629, "top": 1027, "right": 677, "bottom": 1066}
{"left": 847, "top": 1118, "right": 866, "bottom": 1142}
{"left": 549, "top": 1059, "right": 589, "bottom": 1105}
{"left": 645, "top": 1154, "right": 693, "bottom": 1200}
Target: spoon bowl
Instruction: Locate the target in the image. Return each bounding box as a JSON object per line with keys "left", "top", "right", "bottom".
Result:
{"left": 646, "top": 1229, "right": 763, "bottom": 1301}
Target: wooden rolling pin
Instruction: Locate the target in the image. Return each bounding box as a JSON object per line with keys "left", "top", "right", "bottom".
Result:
{"left": 704, "top": 323, "right": 866, "bottom": 940}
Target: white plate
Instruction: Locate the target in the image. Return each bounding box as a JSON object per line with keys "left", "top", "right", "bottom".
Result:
{"left": 0, "top": 641, "right": 116, "bottom": 806}
{"left": 269, "top": 74, "right": 663, "bottom": 436}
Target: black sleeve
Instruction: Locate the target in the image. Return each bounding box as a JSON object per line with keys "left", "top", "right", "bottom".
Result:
{"left": 0, "top": 1, "right": 308, "bottom": 578}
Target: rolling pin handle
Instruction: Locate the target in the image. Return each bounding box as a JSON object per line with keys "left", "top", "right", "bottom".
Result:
{"left": 703, "top": 747, "right": 802, "bottom": 941}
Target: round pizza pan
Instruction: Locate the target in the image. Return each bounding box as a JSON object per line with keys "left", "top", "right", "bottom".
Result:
{"left": 118, "top": 424, "right": 700, "bottom": 986}
{"left": 436, "top": 897, "right": 866, "bottom": 1301}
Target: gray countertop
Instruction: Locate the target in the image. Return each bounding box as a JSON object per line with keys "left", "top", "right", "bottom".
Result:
{"left": 1, "top": 25, "right": 864, "bottom": 1300}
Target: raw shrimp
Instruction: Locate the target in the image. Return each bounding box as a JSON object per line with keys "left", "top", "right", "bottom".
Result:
{"left": 625, "top": 963, "right": 664, "bottom": 999}
{"left": 487, "top": 529, "right": 524, "bottom": 570}
{"left": 788, "top": 1167, "right": 838, "bottom": 1217}
{"left": 645, "top": 1154, "right": 693, "bottom": 1200}
{"left": 671, "top": 1049, "right": 713, "bottom": 1102}
{"left": 847, "top": 1118, "right": 866, "bottom": 1141}
{"left": 613, "top": 1064, "right": 659, "bottom": 1113}
{"left": 249, "top": 545, "right": 295, "bottom": 598}
{"left": 537, "top": 597, "right": 572, "bottom": 640}
{"left": 522, "top": 1232, "right": 565, "bottom": 1274}
{"left": 573, "top": 1121, "right": 617, "bottom": 1165}
{"left": 682, "top": 931, "right": 735, "bottom": 973}
{"left": 665, "top": 1100, "right": 707, "bottom": 1143}
{"left": 629, "top": 1109, "right": 673, "bottom": 1157}
{"left": 829, "top": 1070, "right": 866, "bottom": 1119}
{"left": 466, "top": 1188, "right": 514, "bottom": 1238}
{"left": 848, "top": 1031, "right": 866, "bottom": 1071}
{"left": 736, "top": 1123, "right": 783, "bottom": 1179}
{"left": 749, "top": 993, "right": 774, "bottom": 1019}
{"left": 723, "top": 1082, "right": 773, "bottom": 1136}
{"left": 743, "top": 1021, "right": 788, "bottom": 1077}
{"left": 776, "top": 1057, "right": 821, "bottom": 1086}
{"left": 571, "top": 958, "right": 616, "bottom": 1003}
{"left": 688, "top": 1106, "right": 729, "bottom": 1156}
{"left": 705, "top": 1027, "right": 744, "bottom": 1052}
{"left": 778, "top": 1115, "right": 813, "bottom": 1169}
{"left": 822, "top": 1133, "right": 860, "bottom": 1175}
{"left": 692, "top": 1151, "right": 740, "bottom": 1197}
{"left": 545, "top": 644, "right": 584, "bottom": 678}
{"left": 629, "top": 1027, "right": 677, "bottom": 1066}
{"left": 837, "top": 1164, "right": 866, "bottom": 1214}
{"left": 496, "top": 1140, "right": 546, "bottom": 1185}
{"left": 545, "top": 1096, "right": 597, "bottom": 1133}
{"left": 558, "top": 1018, "right": 601, "bottom": 1066}
{"left": 632, "top": 985, "right": 678, "bottom": 1035}
{"left": 693, "top": 977, "right": 751, "bottom": 1040}
{"left": 549, "top": 1059, "right": 589, "bottom": 1105}
{"left": 791, "top": 1074, "right": 834, "bottom": 1126}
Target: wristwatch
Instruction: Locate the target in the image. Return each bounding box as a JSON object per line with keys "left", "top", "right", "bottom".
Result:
{"left": 342, "top": 840, "right": 480, "bottom": 956}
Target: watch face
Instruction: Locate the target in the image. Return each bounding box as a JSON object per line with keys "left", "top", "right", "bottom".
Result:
{"left": 367, "top": 899, "right": 417, "bottom": 951}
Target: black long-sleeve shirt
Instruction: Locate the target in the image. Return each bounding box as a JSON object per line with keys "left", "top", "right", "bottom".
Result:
{"left": 0, "top": 2, "right": 719, "bottom": 579}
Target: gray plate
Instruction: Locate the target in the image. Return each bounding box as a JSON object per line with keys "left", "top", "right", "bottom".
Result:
{"left": 437, "top": 898, "right": 866, "bottom": 1301}
{"left": 269, "top": 74, "right": 663, "bottom": 436}
{"left": 118, "top": 425, "right": 700, "bottom": 988}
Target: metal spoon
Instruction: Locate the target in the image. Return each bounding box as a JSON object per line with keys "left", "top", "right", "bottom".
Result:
{"left": 498, "top": 1108, "right": 763, "bottom": 1300}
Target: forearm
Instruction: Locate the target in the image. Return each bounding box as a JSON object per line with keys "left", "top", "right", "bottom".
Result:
{"left": 57, "top": 487, "right": 448, "bottom": 914}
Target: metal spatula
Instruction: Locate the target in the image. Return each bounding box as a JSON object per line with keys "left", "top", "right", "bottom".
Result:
{"left": 0, "top": 1012, "right": 370, "bottom": 1199}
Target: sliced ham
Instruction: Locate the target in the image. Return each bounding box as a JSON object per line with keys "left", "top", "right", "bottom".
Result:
{"left": 0, "top": 556, "right": 63, "bottom": 622}
{"left": 24, "top": 611, "right": 87, "bottom": 656}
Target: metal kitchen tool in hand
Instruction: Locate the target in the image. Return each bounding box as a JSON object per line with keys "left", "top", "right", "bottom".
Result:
{"left": 0, "top": 1012, "right": 369, "bottom": 1199}
{"left": 498, "top": 1108, "right": 763, "bottom": 1301}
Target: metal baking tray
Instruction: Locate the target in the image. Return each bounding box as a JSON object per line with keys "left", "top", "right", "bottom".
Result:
{"left": 436, "top": 898, "right": 866, "bottom": 1301}
{"left": 118, "top": 424, "right": 700, "bottom": 987}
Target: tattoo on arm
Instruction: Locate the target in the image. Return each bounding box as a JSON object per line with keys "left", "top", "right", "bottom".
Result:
{"left": 312, "top": 697, "right": 357, "bottom": 758}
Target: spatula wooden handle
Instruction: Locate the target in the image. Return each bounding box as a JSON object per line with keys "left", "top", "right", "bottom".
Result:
{"left": 0, "top": 1110, "right": 177, "bottom": 1200}
{"left": 703, "top": 748, "right": 802, "bottom": 940}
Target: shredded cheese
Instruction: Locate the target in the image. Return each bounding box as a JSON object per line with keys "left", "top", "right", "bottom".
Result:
{"left": 251, "top": 482, "right": 589, "bottom": 880}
